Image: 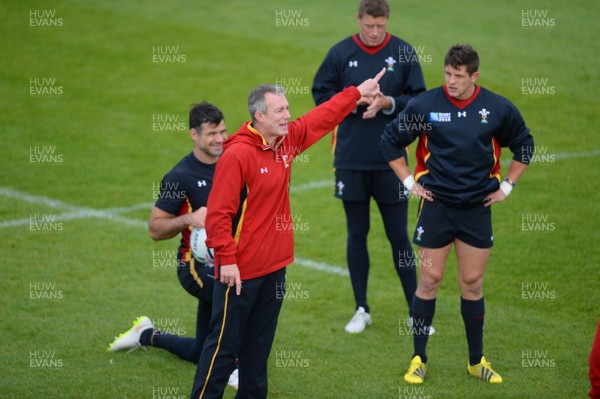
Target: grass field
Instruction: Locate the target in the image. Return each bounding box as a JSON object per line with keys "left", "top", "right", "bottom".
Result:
{"left": 1, "top": 0, "right": 599, "bottom": 398}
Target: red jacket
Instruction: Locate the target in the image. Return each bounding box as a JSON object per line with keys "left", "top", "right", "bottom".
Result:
{"left": 206, "top": 87, "right": 361, "bottom": 280}
{"left": 591, "top": 320, "right": 600, "bottom": 398}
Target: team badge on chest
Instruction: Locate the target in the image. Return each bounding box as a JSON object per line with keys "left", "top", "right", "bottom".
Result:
{"left": 385, "top": 56, "right": 396, "bottom": 72}
{"left": 479, "top": 108, "right": 490, "bottom": 124}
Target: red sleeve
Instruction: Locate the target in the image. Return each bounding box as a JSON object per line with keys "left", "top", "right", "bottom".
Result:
{"left": 590, "top": 320, "right": 600, "bottom": 398}
{"left": 287, "top": 86, "right": 360, "bottom": 151}
{"left": 205, "top": 150, "right": 244, "bottom": 274}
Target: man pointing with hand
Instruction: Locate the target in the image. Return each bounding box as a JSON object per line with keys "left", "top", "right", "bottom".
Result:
{"left": 190, "top": 70, "right": 384, "bottom": 399}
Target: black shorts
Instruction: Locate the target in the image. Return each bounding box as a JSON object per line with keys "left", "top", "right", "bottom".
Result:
{"left": 413, "top": 199, "right": 493, "bottom": 249}
{"left": 334, "top": 169, "right": 408, "bottom": 204}
{"left": 177, "top": 257, "right": 215, "bottom": 303}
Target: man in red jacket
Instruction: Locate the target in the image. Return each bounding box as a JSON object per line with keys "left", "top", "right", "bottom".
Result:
{"left": 189, "top": 69, "right": 384, "bottom": 399}
{"left": 591, "top": 320, "right": 600, "bottom": 398}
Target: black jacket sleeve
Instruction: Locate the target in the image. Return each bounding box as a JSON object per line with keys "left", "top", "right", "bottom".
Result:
{"left": 495, "top": 100, "right": 535, "bottom": 164}
{"left": 312, "top": 48, "right": 342, "bottom": 106}
{"left": 380, "top": 97, "right": 423, "bottom": 162}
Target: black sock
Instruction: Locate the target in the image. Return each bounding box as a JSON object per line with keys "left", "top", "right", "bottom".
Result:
{"left": 139, "top": 328, "right": 154, "bottom": 346}
{"left": 411, "top": 296, "right": 436, "bottom": 363}
{"left": 461, "top": 297, "right": 485, "bottom": 365}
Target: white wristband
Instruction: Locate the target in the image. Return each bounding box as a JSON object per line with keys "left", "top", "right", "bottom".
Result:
{"left": 381, "top": 96, "right": 396, "bottom": 115}
{"left": 500, "top": 181, "right": 513, "bottom": 196}
{"left": 403, "top": 175, "right": 415, "bottom": 191}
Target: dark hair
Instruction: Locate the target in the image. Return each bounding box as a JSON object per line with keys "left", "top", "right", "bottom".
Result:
{"left": 189, "top": 102, "right": 224, "bottom": 130}
{"left": 358, "top": 0, "right": 390, "bottom": 18}
{"left": 247, "top": 84, "right": 285, "bottom": 121}
{"left": 444, "top": 44, "right": 479, "bottom": 76}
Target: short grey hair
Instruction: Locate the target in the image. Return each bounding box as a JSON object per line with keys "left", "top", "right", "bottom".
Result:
{"left": 247, "top": 84, "right": 285, "bottom": 121}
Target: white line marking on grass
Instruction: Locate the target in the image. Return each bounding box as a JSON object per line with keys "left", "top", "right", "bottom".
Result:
{"left": 500, "top": 149, "right": 600, "bottom": 165}
{"left": 0, "top": 187, "right": 80, "bottom": 211}
{"left": 554, "top": 149, "right": 600, "bottom": 159}
{"left": 0, "top": 187, "right": 152, "bottom": 228}
{"left": 290, "top": 179, "right": 331, "bottom": 193}
{"left": 294, "top": 257, "right": 349, "bottom": 276}
{"left": 0, "top": 187, "right": 347, "bottom": 276}
{"left": 0, "top": 210, "right": 148, "bottom": 229}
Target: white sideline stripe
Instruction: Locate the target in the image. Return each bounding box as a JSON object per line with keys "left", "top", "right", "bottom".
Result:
{"left": 0, "top": 187, "right": 347, "bottom": 275}
{"left": 499, "top": 149, "right": 600, "bottom": 165}
{"left": 0, "top": 209, "right": 149, "bottom": 229}
{"left": 0, "top": 187, "right": 153, "bottom": 228}
{"left": 0, "top": 187, "right": 80, "bottom": 211}
{"left": 294, "top": 257, "right": 348, "bottom": 276}
{"left": 554, "top": 149, "right": 600, "bottom": 159}
{"left": 0, "top": 212, "right": 148, "bottom": 228}
{"left": 290, "top": 179, "right": 330, "bottom": 193}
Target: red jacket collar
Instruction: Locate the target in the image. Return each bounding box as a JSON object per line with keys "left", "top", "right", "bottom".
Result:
{"left": 223, "top": 122, "right": 286, "bottom": 151}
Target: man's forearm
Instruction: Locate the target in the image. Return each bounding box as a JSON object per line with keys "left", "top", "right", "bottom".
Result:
{"left": 388, "top": 157, "right": 412, "bottom": 182}
{"left": 149, "top": 214, "right": 192, "bottom": 241}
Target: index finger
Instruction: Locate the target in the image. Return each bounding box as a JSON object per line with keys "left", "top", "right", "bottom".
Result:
{"left": 372, "top": 67, "right": 386, "bottom": 83}
{"left": 235, "top": 276, "right": 242, "bottom": 296}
